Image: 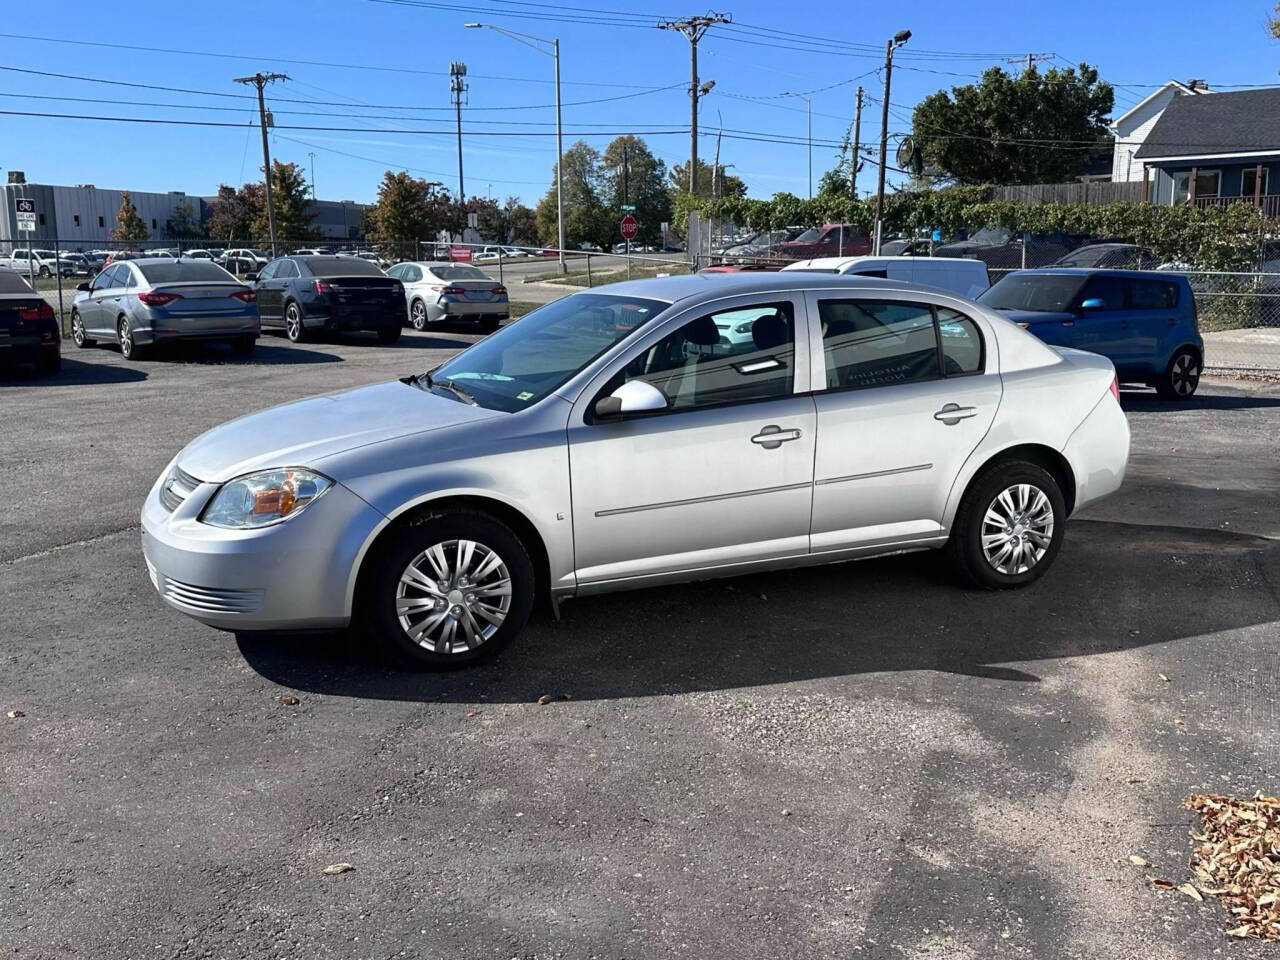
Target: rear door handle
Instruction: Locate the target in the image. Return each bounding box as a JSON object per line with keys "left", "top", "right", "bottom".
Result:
{"left": 934, "top": 403, "right": 978, "bottom": 425}
{"left": 751, "top": 424, "right": 802, "bottom": 449}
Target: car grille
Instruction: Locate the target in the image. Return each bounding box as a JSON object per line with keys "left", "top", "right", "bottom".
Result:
{"left": 159, "top": 465, "right": 202, "bottom": 513}
{"left": 158, "top": 575, "right": 264, "bottom": 615}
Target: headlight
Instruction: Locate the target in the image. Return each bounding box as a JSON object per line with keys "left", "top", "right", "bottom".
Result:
{"left": 200, "top": 468, "right": 332, "bottom": 529}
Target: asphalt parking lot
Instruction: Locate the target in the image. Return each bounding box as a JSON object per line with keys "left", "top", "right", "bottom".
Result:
{"left": 2, "top": 329, "right": 1279, "bottom": 959}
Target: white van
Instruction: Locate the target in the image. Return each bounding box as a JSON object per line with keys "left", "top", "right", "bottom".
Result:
{"left": 780, "top": 255, "right": 990, "bottom": 299}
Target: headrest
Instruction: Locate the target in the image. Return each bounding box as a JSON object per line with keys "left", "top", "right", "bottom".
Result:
{"left": 751, "top": 313, "right": 789, "bottom": 350}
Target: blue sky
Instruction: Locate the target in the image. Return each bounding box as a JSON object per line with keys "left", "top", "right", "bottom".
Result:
{"left": 3, "top": 0, "right": 1278, "bottom": 207}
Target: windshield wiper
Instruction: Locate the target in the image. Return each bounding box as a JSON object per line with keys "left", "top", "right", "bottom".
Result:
{"left": 421, "top": 372, "right": 478, "bottom": 406}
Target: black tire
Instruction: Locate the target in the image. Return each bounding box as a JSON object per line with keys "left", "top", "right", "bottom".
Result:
{"left": 947, "top": 460, "right": 1066, "bottom": 590}
{"left": 1155, "top": 347, "right": 1200, "bottom": 400}
{"left": 479, "top": 316, "right": 500, "bottom": 334}
{"left": 70, "top": 310, "right": 95, "bottom": 347}
{"left": 118, "top": 316, "right": 146, "bottom": 361}
{"left": 362, "top": 509, "right": 535, "bottom": 670}
{"left": 230, "top": 335, "right": 256, "bottom": 356}
{"left": 38, "top": 265, "right": 50, "bottom": 278}
{"left": 409, "top": 299, "right": 429, "bottom": 331}
{"left": 284, "top": 302, "right": 308, "bottom": 343}
{"left": 34, "top": 350, "right": 61, "bottom": 376}
{"left": 377, "top": 325, "right": 402, "bottom": 344}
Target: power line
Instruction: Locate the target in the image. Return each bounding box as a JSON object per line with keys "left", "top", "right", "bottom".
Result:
{"left": 274, "top": 133, "right": 545, "bottom": 185}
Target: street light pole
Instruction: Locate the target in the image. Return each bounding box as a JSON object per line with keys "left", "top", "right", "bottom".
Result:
{"left": 873, "top": 29, "right": 911, "bottom": 255}
{"left": 467, "top": 22, "right": 565, "bottom": 272}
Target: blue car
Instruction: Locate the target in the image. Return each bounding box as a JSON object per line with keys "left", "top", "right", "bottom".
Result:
{"left": 979, "top": 268, "right": 1203, "bottom": 399}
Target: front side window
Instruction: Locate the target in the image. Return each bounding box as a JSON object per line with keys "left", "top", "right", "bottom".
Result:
{"left": 819, "top": 299, "right": 940, "bottom": 390}
{"left": 617, "top": 302, "right": 796, "bottom": 411}
{"left": 256, "top": 261, "right": 279, "bottom": 282}
{"left": 427, "top": 293, "right": 666, "bottom": 413}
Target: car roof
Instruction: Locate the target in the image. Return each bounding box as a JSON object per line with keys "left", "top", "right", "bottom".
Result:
{"left": 783, "top": 255, "right": 985, "bottom": 270}
{"left": 580, "top": 270, "right": 924, "bottom": 304}
{"left": 1008, "top": 267, "right": 1185, "bottom": 280}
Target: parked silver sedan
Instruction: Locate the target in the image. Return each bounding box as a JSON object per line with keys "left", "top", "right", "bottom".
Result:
{"left": 141, "top": 273, "right": 1129, "bottom": 669}
{"left": 386, "top": 261, "right": 509, "bottom": 332}
{"left": 71, "top": 258, "right": 259, "bottom": 359}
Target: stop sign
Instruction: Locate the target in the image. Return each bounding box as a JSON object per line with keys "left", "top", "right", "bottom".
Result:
{"left": 620, "top": 214, "right": 638, "bottom": 241}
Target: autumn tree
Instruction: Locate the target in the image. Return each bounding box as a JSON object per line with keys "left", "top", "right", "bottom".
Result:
{"left": 601, "top": 136, "right": 670, "bottom": 245}
{"left": 911, "top": 63, "right": 1114, "bottom": 185}
{"left": 164, "top": 200, "right": 204, "bottom": 240}
{"left": 535, "top": 141, "right": 614, "bottom": 250}
{"left": 251, "top": 161, "right": 317, "bottom": 243}
{"left": 206, "top": 183, "right": 263, "bottom": 245}
{"left": 367, "top": 171, "right": 453, "bottom": 255}
{"left": 110, "top": 191, "right": 150, "bottom": 247}
{"left": 668, "top": 158, "right": 747, "bottom": 201}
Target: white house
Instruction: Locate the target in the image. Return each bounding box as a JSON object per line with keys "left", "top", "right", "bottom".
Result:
{"left": 1110, "top": 80, "right": 1210, "bottom": 182}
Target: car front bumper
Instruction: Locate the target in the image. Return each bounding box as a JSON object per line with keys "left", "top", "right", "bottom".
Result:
{"left": 140, "top": 468, "right": 386, "bottom": 631}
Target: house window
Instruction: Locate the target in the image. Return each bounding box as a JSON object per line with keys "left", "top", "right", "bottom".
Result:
{"left": 151, "top": 219, "right": 157, "bottom": 229}
{"left": 1194, "top": 169, "right": 1221, "bottom": 198}
{"left": 38, "top": 213, "right": 46, "bottom": 225}
{"left": 73, "top": 214, "right": 81, "bottom": 227}
{"left": 1242, "top": 167, "right": 1270, "bottom": 197}
{"left": 98, "top": 216, "right": 104, "bottom": 227}
{"left": 1173, "top": 172, "right": 1191, "bottom": 204}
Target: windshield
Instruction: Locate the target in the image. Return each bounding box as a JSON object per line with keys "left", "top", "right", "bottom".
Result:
{"left": 426, "top": 293, "right": 667, "bottom": 412}
{"left": 980, "top": 273, "right": 1085, "bottom": 312}
{"left": 306, "top": 257, "right": 385, "bottom": 277}
{"left": 790, "top": 228, "right": 821, "bottom": 244}
{"left": 138, "top": 261, "right": 236, "bottom": 283}
{"left": 969, "top": 227, "right": 1013, "bottom": 246}
{"left": 430, "top": 265, "right": 490, "bottom": 280}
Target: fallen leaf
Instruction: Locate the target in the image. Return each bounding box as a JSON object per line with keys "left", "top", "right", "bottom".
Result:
{"left": 1227, "top": 925, "right": 1252, "bottom": 938}
{"left": 281, "top": 695, "right": 300, "bottom": 706}
{"left": 1177, "top": 883, "right": 1204, "bottom": 902}
{"left": 1158, "top": 673, "right": 1170, "bottom": 682}
{"left": 1147, "top": 876, "right": 1174, "bottom": 889}
{"left": 466, "top": 709, "right": 481, "bottom": 718}
{"left": 6, "top": 710, "right": 24, "bottom": 719}
{"left": 1128, "top": 855, "right": 1152, "bottom": 867}
{"left": 322, "top": 863, "right": 355, "bottom": 875}
{"left": 536, "top": 694, "right": 554, "bottom": 705}
{"left": 1126, "top": 776, "right": 1145, "bottom": 784}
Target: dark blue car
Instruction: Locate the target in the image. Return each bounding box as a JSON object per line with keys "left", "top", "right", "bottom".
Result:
{"left": 979, "top": 269, "right": 1203, "bottom": 400}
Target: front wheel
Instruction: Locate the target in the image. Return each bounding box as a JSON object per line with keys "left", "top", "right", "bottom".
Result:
{"left": 409, "top": 299, "right": 429, "bottom": 331}
{"left": 363, "top": 510, "right": 535, "bottom": 669}
{"left": 948, "top": 461, "right": 1066, "bottom": 590}
{"left": 38, "top": 265, "right": 50, "bottom": 278}
{"left": 284, "top": 303, "right": 307, "bottom": 343}
{"left": 71, "top": 310, "right": 94, "bottom": 347}
{"left": 1156, "top": 348, "right": 1200, "bottom": 400}
{"left": 377, "top": 325, "right": 402, "bottom": 344}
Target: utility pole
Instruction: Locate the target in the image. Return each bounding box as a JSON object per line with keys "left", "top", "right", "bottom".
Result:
{"left": 621, "top": 141, "right": 629, "bottom": 207}
{"left": 659, "top": 13, "right": 730, "bottom": 196}
{"left": 234, "top": 72, "right": 288, "bottom": 254}
{"left": 307, "top": 151, "right": 316, "bottom": 200}
{"left": 450, "top": 62, "right": 468, "bottom": 240}
{"left": 1006, "top": 52, "right": 1055, "bottom": 73}
{"left": 850, "top": 86, "right": 863, "bottom": 198}
{"left": 873, "top": 31, "right": 910, "bottom": 255}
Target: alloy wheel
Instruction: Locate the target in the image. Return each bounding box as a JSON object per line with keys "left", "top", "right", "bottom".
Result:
{"left": 118, "top": 318, "right": 133, "bottom": 358}
{"left": 981, "top": 483, "right": 1055, "bottom": 576}
{"left": 286, "top": 305, "right": 302, "bottom": 341}
{"left": 1170, "top": 352, "right": 1200, "bottom": 397}
{"left": 71, "top": 313, "right": 85, "bottom": 347}
{"left": 411, "top": 301, "right": 428, "bottom": 330}
{"left": 395, "top": 539, "right": 512, "bottom": 655}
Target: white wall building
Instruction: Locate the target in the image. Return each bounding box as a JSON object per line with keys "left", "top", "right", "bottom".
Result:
{"left": 1110, "top": 80, "right": 1210, "bottom": 183}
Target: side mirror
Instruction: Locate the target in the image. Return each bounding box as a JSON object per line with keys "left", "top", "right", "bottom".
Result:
{"left": 76, "top": 282, "right": 90, "bottom": 292}
{"left": 1080, "top": 297, "right": 1104, "bottom": 310}
{"left": 245, "top": 273, "right": 258, "bottom": 282}
{"left": 594, "top": 379, "right": 668, "bottom": 419}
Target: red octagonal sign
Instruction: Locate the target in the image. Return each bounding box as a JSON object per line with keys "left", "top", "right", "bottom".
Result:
{"left": 620, "top": 214, "right": 638, "bottom": 241}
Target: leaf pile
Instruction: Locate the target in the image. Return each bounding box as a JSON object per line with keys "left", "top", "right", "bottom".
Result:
{"left": 1185, "top": 792, "right": 1280, "bottom": 940}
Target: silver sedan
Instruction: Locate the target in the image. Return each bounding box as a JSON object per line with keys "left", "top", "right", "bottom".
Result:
{"left": 141, "top": 272, "right": 1129, "bottom": 669}
{"left": 386, "top": 261, "right": 509, "bottom": 332}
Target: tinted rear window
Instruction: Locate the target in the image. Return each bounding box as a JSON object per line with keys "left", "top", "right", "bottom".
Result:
{"left": 430, "top": 265, "right": 489, "bottom": 280}
{"left": 0, "top": 270, "right": 34, "bottom": 294}
{"left": 306, "top": 257, "right": 384, "bottom": 277}
{"left": 138, "top": 261, "right": 235, "bottom": 283}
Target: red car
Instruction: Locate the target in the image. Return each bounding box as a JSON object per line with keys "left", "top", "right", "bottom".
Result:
{"left": 778, "top": 224, "right": 870, "bottom": 260}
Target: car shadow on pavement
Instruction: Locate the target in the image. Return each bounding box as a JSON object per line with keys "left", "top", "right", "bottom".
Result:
{"left": 237, "top": 517, "right": 1280, "bottom": 703}
{"left": 139, "top": 341, "right": 342, "bottom": 365}
{"left": 1119, "top": 390, "right": 1280, "bottom": 412}
{"left": 0, "top": 356, "right": 148, "bottom": 386}
{"left": 386, "top": 334, "right": 480, "bottom": 350}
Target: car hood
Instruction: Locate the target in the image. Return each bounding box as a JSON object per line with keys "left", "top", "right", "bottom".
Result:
{"left": 176, "top": 380, "right": 500, "bottom": 484}
{"left": 986, "top": 307, "right": 1077, "bottom": 325}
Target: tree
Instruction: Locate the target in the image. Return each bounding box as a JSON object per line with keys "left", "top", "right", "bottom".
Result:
{"left": 164, "top": 200, "right": 204, "bottom": 241}
{"left": 366, "top": 171, "right": 453, "bottom": 256}
{"left": 206, "top": 183, "right": 263, "bottom": 245}
{"left": 535, "top": 141, "right": 614, "bottom": 249}
{"left": 251, "top": 161, "right": 317, "bottom": 243}
{"left": 503, "top": 198, "right": 538, "bottom": 245}
{"left": 110, "top": 192, "right": 150, "bottom": 247}
{"left": 601, "top": 136, "right": 671, "bottom": 245}
{"left": 911, "top": 63, "right": 1115, "bottom": 185}
{"left": 668, "top": 159, "right": 746, "bottom": 200}
{"left": 1271, "top": 2, "right": 1280, "bottom": 38}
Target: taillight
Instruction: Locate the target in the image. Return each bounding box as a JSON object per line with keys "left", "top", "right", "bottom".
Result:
{"left": 314, "top": 280, "right": 334, "bottom": 295}
{"left": 1110, "top": 375, "right": 1120, "bottom": 403}
{"left": 441, "top": 285, "right": 465, "bottom": 296}
{"left": 491, "top": 286, "right": 507, "bottom": 296}
{"left": 230, "top": 289, "right": 256, "bottom": 304}
{"left": 429, "top": 285, "right": 444, "bottom": 292}
{"left": 138, "top": 291, "right": 183, "bottom": 307}
{"left": 20, "top": 302, "right": 56, "bottom": 321}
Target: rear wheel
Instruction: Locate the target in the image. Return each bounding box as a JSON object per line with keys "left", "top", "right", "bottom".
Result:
{"left": 363, "top": 510, "right": 535, "bottom": 670}
{"left": 948, "top": 460, "right": 1066, "bottom": 590}
{"left": 377, "top": 325, "right": 402, "bottom": 344}
{"left": 284, "top": 302, "right": 307, "bottom": 343}
{"left": 37, "top": 265, "right": 50, "bottom": 278}
{"left": 118, "top": 316, "right": 146, "bottom": 361}
{"left": 230, "top": 335, "right": 256, "bottom": 356}
{"left": 409, "top": 299, "right": 429, "bottom": 331}
{"left": 1156, "top": 347, "right": 1200, "bottom": 400}
{"left": 71, "top": 310, "right": 94, "bottom": 347}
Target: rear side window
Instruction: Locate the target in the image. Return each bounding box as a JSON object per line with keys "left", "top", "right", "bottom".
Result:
{"left": 819, "top": 300, "right": 940, "bottom": 390}
{"left": 137, "top": 261, "right": 234, "bottom": 283}
{"left": 0, "top": 270, "right": 33, "bottom": 293}
{"left": 852, "top": 269, "right": 888, "bottom": 279}
{"left": 937, "top": 308, "right": 984, "bottom": 375}
{"left": 1078, "top": 275, "right": 1125, "bottom": 310}
{"left": 1126, "top": 278, "right": 1179, "bottom": 309}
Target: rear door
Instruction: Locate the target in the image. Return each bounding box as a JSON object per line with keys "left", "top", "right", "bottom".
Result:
{"left": 805, "top": 293, "right": 1000, "bottom": 551}
{"left": 1124, "top": 276, "right": 1181, "bottom": 373}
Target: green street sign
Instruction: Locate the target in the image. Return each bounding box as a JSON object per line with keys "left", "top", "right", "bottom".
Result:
{"left": 621, "top": 204, "right": 636, "bottom": 213}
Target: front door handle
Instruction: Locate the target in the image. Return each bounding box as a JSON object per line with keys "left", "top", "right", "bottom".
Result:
{"left": 934, "top": 403, "right": 978, "bottom": 425}
{"left": 1060, "top": 319, "right": 1075, "bottom": 326}
{"left": 751, "top": 424, "right": 802, "bottom": 449}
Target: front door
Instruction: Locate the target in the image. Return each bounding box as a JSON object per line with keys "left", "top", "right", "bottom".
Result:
{"left": 568, "top": 295, "right": 815, "bottom": 588}
{"left": 805, "top": 295, "right": 1001, "bottom": 551}
{"left": 254, "top": 260, "right": 284, "bottom": 324}
{"left": 1070, "top": 274, "right": 1138, "bottom": 370}
{"left": 84, "top": 264, "right": 125, "bottom": 337}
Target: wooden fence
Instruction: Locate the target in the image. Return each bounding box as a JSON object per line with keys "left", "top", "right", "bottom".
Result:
{"left": 990, "top": 181, "right": 1147, "bottom": 206}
